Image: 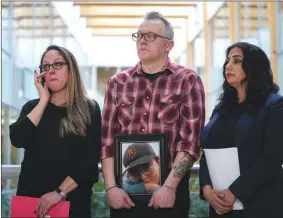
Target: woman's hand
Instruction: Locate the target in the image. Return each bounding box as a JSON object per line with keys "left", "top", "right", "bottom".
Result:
{"left": 203, "top": 185, "right": 233, "bottom": 214}
{"left": 35, "top": 191, "right": 62, "bottom": 217}
{"left": 34, "top": 71, "right": 50, "bottom": 104}
{"left": 219, "top": 189, "right": 236, "bottom": 205}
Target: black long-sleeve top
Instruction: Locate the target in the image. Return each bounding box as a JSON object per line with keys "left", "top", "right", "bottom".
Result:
{"left": 9, "top": 99, "right": 101, "bottom": 207}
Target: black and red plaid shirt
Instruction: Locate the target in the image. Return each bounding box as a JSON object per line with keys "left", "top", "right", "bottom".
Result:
{"left": 101, "top": 58, "right": 205, "bottom": 167}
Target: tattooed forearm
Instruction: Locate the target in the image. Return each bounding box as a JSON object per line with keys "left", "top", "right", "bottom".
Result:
{"left": 173, "top": 153, "right": 196, "bottom": 179}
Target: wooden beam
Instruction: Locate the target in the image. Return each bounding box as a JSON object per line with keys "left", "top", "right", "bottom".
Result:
{"left": 10, "top": 7, "right": 59, "bottom": 18}
{"left": 214, "top": 26, "right": 259, "bottom": 31}
{"left": 92, "top": 27, "right": 137, "bottom": 36}
{"left": 81, "top": 14, "right": 188, "bottom": 19}
{"left": 88, "top": 24, "right": 181, "bottom": 29}
{"left": 217, "top": 6, "right": 267, "bottom": 17}
{"left": 1, "top": 2, "right": 49, "bottom": 7}
{"left": 86, "top": 17, "right": 185, "bottom": 28}
{"left": 14, "top": 25, "right": 67, "bottom": 30}
{"left": 16, "top": 17, "right": 64, "bottom": 27}
{"left": 13, "top": 29, "right": 71, "bottom": 37}
{"left": 268, "top": 2, "right": 277, "bottom": 83}
{"left": 79, "top": 5, "right": 189, "bottom": 17}
{"left": 185, "top": 18, "right": 193, "bottom": 69}
{"left": 228, "top": 2, "right": 236, "bottom": 43}
{"left": 75, "top": 2, "right": 196, "bottom": 7}
{"left": 215, "top": 15, "right": 267, "bottom": 20}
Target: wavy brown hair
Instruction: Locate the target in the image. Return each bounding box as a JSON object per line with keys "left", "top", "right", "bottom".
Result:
{"left": 40, "top": 45, "right": 94, "bottom": 137}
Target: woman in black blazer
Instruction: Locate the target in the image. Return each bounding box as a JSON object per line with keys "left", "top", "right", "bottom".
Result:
{"left": 199, "top": 42, "right": 283, "bottom": 218}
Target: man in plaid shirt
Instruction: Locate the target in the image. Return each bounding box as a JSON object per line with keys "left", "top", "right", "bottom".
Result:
{"left": 101, "top": 11, "right": 205, "bottom": 218}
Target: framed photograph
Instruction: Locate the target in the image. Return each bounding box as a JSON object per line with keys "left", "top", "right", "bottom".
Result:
{"left": 114, "top": 134, "right": 168, "bottom": 203}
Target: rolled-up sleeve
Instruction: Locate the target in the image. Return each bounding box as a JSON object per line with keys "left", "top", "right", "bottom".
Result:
{"left": 176, "top": 75, "right": 206, "bottom": 160}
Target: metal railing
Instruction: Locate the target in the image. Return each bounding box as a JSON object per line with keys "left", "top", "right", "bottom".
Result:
{"left": 1, "top": 164, "right": 207, "bottom": 218}
{"left": 1, "top": 164, "right": 200, "bottom": 179}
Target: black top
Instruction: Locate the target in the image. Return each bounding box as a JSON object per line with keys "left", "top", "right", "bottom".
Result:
{"left": 199, "top": 95, "right": 283, "bottom": 218}
{"left": 143, "top": 71, "right": 163, "bottom": 81}
{"left": 9, "top": 99, "right": 101, "bottom": 212}
{"left": 202, "top": 103, "right": 246, "bottom": 149}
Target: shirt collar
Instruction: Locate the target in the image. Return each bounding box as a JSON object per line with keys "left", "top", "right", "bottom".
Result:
{"left": 133, "top": 57, "right": 177, "bottom": 77}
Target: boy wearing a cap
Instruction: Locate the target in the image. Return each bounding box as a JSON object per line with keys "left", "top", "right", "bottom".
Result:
{"left": 122, "top": 143, "right": 161, "bottom": 194}
{"left": 100, "top": 11, "right": 205, "bottom": 218}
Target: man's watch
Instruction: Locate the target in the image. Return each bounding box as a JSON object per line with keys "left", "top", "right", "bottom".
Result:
{"left": 54, "top": 187, "right": 67, "bottom": 199}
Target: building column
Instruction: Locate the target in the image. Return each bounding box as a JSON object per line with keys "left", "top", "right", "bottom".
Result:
{"left": 186, "top": 18, "right": 194, "bottom": 69}
{"left": 228, "top": 2, "right": 236, "bottom": 43}
{"left": 268, "top": 2, "right": 278, "bottom": 82}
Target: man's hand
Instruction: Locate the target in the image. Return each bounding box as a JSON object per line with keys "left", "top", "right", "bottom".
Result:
{"left": 203, "top": 185, "right": 233, "bottom": 214}
{"left": 148, "top": 185, "right": 176, "bottom": 209}
{"left": 107, "top": 187, "right": 135, "bottom": 209}
{"left": 35, "top": 191, "right": 62, "bottom": 217}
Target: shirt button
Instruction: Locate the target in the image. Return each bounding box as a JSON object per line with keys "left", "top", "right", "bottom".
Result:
{"left": 144, "top": 112, "right": 147, "bottom": 115}
{"left": 142, "top": 129, "right": 145, "bottom": 132}
{"left": 121, "top": 103, "right": 124, "bottom": 107}
{"left": 146, "top": 96, "right": 149, "bottom": 99}
{"left": 169, "top": 100, "right": 172, "bottom": 103}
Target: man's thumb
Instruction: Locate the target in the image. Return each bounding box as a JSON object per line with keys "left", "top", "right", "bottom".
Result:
{"left": 125, "top": 195, "right": 135, "bottom": 207}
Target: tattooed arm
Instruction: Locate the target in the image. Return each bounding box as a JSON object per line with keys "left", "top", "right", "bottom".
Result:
{"left": 163, "top": 151, "right": 196, "bottom": 190}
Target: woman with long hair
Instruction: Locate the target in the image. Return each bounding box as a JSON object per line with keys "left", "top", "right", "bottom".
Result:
{"left": 199, "top": 42, "right": 283, "bottom": 218}
{"left": 9, "top": 45, "right": 101, "bottom": 218}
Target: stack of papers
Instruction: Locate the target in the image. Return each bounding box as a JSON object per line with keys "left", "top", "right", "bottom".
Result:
{"left": 204, "top": 147, "right": 244, "bottom": 210}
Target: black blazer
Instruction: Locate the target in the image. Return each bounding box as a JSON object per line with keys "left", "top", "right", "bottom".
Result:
{"left": 199, "top": 94, "right": 283, "bottom": 218}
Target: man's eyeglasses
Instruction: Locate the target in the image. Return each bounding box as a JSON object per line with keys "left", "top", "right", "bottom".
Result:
{"left": 39, "top": 62, "right": 68, "bottom": 73}
{"left": 132, "top": 32, "right": 171, "bottom": 42}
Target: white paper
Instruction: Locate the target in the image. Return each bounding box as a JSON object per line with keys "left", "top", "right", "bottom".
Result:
{"left": 204, "top": 147, "right": 244, "bottom": 210}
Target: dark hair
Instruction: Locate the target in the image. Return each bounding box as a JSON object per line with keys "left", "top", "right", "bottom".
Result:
{"left": 216, "top": 42, "right": 279, "bottom": 115}
{"left": 127, "top": 156, "right": 159, "bottom": 177}
{"left": 128, "top": 162, "right": 152, "bottom": 177}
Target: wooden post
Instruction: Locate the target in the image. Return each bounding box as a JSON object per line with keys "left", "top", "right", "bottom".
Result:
{"left": 186, "top": 18, "right": 194, "bottom": 69}
{"left": 228, "top": 2, "right": 236, "bottom": 43}
{"left": 268, "top": 2, "right": 278, "bottom": 83}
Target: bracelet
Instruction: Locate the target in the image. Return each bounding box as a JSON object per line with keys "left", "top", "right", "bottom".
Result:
{"left": 105, "top": 185, "right": 117, "bottom": 193}
{"left": 164, "top": 184, "right": 176, "bottom": 192}
{"left": 55, "top": 187, "right": 67, "bottom": 199}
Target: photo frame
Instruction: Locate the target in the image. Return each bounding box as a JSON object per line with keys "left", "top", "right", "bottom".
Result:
{"left": 114, "top": 134, "right": 168, "bottom": 203}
